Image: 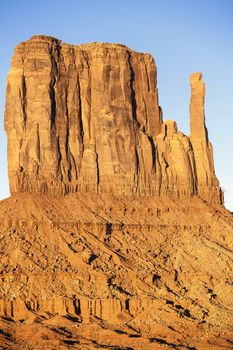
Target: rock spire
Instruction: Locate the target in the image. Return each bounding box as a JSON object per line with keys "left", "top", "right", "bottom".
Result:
{"left": 189, "top": 72, "right": 222, "bottom": 204}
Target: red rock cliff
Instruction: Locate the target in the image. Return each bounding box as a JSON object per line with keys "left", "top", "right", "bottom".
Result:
{"left": 4, "top": 35, "right": 222, "bottom": 205}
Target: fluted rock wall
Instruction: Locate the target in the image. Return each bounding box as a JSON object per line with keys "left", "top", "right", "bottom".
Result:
{"left": 5, "top": 35, "right": 222, "bottom": 205}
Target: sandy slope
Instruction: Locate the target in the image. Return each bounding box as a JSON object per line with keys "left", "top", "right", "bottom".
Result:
{"left": 0, "top": 193, "right": 232, "bottom": 349}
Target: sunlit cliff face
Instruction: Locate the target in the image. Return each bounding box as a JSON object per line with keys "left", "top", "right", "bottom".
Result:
{"left": 5, "top": 36, "right": 222, "bottom": 205}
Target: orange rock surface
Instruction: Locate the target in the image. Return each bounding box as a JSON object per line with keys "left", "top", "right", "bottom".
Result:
{"left": 5, "top": 36, "right": 222, "bottom": 205}
{"left": 0, "top": 193, "right": 232, "bottom": 349}
{"left": 1, "top": 36, "right": 232, "bottom": 349}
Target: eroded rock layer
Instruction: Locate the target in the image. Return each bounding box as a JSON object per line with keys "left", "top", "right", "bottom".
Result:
{"left": 5, "top": 35, "right": 222, "bottom": 205}
{"left": 0, "top": 193, "right": 232, "bottom": 349}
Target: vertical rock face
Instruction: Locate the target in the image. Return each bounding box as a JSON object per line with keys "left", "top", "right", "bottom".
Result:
{"left": 5, "top": 35, "right": 162, "bottom": 196}
{"left": 156, "top": 120, "right": 197, "bottom": 197}
{"left": 4, "top": 35, "right": 222, "bottom": 205}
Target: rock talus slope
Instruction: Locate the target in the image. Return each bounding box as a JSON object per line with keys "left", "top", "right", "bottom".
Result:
{"left": 1, "top": 36, "right": 232, "bottom": 349}
{"left": 5, "top": 35, "right": 222, "bottom": 205}
{"left": 0, "top": 194, "right": 232, "bottom": 349}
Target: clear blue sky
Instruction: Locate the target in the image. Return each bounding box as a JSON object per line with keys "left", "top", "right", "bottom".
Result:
{"left": 0, "top": 0, "right": 232, "bottom": 210}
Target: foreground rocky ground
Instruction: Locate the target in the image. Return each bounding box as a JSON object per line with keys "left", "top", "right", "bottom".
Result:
{"left": 0, "top": 193, "right": 232, "bottom": 349}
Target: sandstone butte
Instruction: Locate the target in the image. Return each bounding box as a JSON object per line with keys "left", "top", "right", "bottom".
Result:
{"left": 0, "top": 35, "right": 232, "bottom": 349}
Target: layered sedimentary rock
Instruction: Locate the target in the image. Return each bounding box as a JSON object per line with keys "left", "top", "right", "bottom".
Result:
{"left": 1, "top": 35, "right": 232, "bottom": 350}
{"left": 0, "top": 193, "right": 232, "bottom": 349}
{"left": 5, "top": 35, "right": 222, "bottom": 205}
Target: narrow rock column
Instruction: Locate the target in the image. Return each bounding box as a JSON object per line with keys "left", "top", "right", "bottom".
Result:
{"left": 189, "top": 73, "right": 222, "bottom": 205}
{"left": 190, "top": 73, "right": 208, "bottom": 141}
